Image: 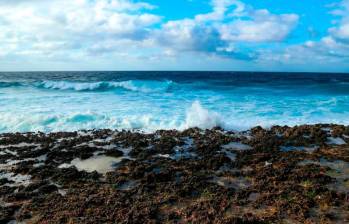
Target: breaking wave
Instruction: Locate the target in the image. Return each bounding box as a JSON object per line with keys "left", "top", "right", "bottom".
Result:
{"left": 0, "top": 102, "right": 228, "bottom": 133}
{"left": 33, "top": 80, "right": 175, "bottom": 93}
{"left": 1, "top": 99, "right": 349, "bottom": 133}
{"left": 183, "top": 101, "right": 223, "bottom": 130}
{"left": 0, "top": 80, "right": 174, "bottom": 93}
{"left": 2, "top": 72, "right": 349, "bottom": 133}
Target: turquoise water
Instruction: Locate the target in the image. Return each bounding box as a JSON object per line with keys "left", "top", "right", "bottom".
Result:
{"left": 0, "top": 72, "right": 349, "bottom": 133}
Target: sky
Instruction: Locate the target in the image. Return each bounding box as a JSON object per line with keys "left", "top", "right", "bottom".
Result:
{"left": 0, "top": 0, "right": 349, "bottom": 72}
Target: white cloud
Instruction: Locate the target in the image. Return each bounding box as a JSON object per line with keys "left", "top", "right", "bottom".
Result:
{"left": 219, "top": 10, "right": 299, "bottom": 42}
{"left": 0, "top": 0, "right": 160, "bottom": 59}
{"left": 0, "top": 0, "right": 303, "bottom": 68}
{"left": 329, "top": 0, "right": 349, "bottom": 43}
{"left": 156, "top": 19, "right": 224, "bottom": 52}
{"left": 252, "top": 0, "right": 349, "bottom": 71}
{"left": 195, "top": 0, "right": 247, "bottom": 22}
{"left": 155, "top": 0, "right": 298, "bottom": 59}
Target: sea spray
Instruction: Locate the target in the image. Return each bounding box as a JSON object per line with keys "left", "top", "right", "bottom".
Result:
{"left": 183, "top": 101, "right": 223, "bottom": 130}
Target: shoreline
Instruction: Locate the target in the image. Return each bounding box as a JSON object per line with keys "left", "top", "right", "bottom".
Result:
{"left": 1, "top": 124, "right": 348, "bottom": 223}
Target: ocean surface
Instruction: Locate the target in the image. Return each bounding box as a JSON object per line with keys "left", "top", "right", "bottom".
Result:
{"left": 0, "top": 71, "right": 349, "bottom": 133}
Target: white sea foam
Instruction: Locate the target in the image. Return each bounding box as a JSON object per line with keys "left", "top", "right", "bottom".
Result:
{"left": 36, "top": 80, "right": 173, "bottom": 93}
{"left": 183, "top": 101, "right": 223, "bottom": 130}
{"left": 2, "top": 81, "right": 349, "bottom": 135}
{"left": 1, "top": 98, "right": 349, "bottom": 134}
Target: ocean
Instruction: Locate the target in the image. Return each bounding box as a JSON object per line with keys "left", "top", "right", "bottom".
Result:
{"left": 0, "top": 71, "right": 349, "bottom": 133}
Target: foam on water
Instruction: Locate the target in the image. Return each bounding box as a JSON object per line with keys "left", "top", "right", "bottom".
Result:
{"left": 183, "top": 101, "right": 222, "bottom": 130}
{"left": 1, "top": 72, "right": 349, "bottom": 133}
{"left": 35, "top": 80, "right": 173, "bottom": 93}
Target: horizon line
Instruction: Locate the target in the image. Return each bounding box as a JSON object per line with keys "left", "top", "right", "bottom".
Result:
{"left": 1, "top": 70, "right": 349, "bottom": 74}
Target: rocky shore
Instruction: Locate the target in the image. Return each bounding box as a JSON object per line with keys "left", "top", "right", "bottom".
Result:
{"left": 0, "top": 124, "right": 348, "bottom": 223}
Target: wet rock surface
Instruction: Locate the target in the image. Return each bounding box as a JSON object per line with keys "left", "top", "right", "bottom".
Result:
{"left": 0, "top": 125, "right": 348, "bottom": 223}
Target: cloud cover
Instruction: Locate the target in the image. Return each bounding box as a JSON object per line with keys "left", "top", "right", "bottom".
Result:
{"left": 0, "top": 0, "right": 348, "bottom": 72}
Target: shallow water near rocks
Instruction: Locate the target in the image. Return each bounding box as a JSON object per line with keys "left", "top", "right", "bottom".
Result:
{"left": 221, "top": 142, "right": 252, "bottom": 151}
{"left": 299, "top": 159, "right": 349, "bottom": 177}
{"left": 117, "top": 180, "right": 139, "bottom": 191}
{"left": 280, "top": 145, "right": 319, "bottom": 152}
{"left": 327, "top": 137, "right": 347, "bottom": 145}
{"left": 0, "top": 172, "right": 32, "bottom": 187}
{"left": 299, "top": 158, "right": 349, "bottom": 193}
{"left": 209, "top": 176, "right": 251, "bottom": 189}
{"left": 1, "top": 126, "right": 349, "bottom": 223}
{"left": 59, "top": 155, "right": 124, "bottom": 173}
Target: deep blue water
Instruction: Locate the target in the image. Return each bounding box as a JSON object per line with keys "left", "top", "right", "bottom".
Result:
{"left": 0, "top": 71, "right": 349, "bottom": 133}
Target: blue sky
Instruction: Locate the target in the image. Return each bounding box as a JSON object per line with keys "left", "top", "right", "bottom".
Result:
{"left": 0, "top": 0, "right": 348, "bottom": 72}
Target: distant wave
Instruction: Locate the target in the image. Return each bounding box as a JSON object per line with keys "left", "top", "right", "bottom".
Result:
{"left": 0, "top": 81, "right": 23, "bottom": 88}
{"left": 34, "top": 80, "right": 175, "bottom": 93}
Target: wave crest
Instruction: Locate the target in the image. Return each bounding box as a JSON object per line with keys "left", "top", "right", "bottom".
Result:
{"left": 35, "top": 80, "right": 174, "bottom": 93}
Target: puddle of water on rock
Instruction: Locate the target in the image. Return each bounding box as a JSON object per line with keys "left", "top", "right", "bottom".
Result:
{"left": 0, "top": 149, "right": 17, "bottom": 156}
{"left": 299, "top": 159, "right": 349, "bottom": 193}
{"left": 173, "top": 137, "right": 194, "bottom": 150}
{"left": 221, "top": 149, "right": 236, "bottom": 161}
{"left": 50, "top": 182, "right": 68, "bottom": 196}
{"left": 59, "top": 155, "right": 123, "bottom": 173}
{"left": 156, "top": 154, "right": 171, "bottom": 159}
{"left": 0, "top": 143, "right": 41, "bottom": 149}
{"left": 156, "top": 151, "right": 197, "bottom": 161}
{"left": 117, "top": 180, "right": 139, "bottom": 191}
{"left": 33, "top": 162, "right": 45, "bottom": 168}
{"left": 219, "top": 142, "right": 251, "bottom": 161}
{"left": 74, "top": 142, "right": 118, "bottom": 151}
{"left": 321, "top": 127, "right": 332, "bottom": 133}
{"left": 58, "top": 189, "right": 67, "bottom": 196}
{"left": 0, "top": 199, "right": 13, "bottom": 207}
{"left": 280, "top": 145, "right": 319, "bottom": 153}
{"left": 0, "top": 154, "right": 47, "bottom": 170}
{"left": 77, "top": 130, "right": 93, "bottom": 137}
{"left": 172, "top": 150, "right": 197, "bottom": 160}
{"left": 0, "top": 172, "right": 32, "bottom": 187}
{"left": 93, "top": 137, "right": 113, "bottom": 143}
{"left": 155, "top": 137, "right": 197, "bottom": 160}
{"left": 299, "top": 159, "right": 349, "bottom": 177}
{"left": 327, "top": 137, "right": 347, "bottom": 145}
{"left": 248, "top": 192, "right": 260, "bottom": 202}
{"left": 221, "top": 142, "right": 252, "bottom": 151}
{"left": 59, "top": 146, "right": 133, "bottom": 174}
{"left": 209, "top": 176, "right": 251, "bottom": 189}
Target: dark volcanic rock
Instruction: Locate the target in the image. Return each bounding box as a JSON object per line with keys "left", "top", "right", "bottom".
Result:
{"left": 0, "top": 125, "right": 348, "bottom": 223}
{"left": 104, "top": 149, "right": 124, "bottom": 158}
